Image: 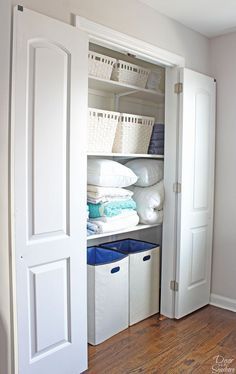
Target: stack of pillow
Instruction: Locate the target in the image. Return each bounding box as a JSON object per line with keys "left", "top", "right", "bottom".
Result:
{"left": 87, "top": 159, "right": 139, "bottom": 236}
{"left": 148, "top": 123, "right": 165, "bottom": 155}
{"left": 125, "top": 159, "right": 164, "bottom": 225}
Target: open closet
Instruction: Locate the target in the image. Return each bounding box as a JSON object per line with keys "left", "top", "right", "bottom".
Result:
{"left": 10, "top": 6, "right": 216, "bottom": 374}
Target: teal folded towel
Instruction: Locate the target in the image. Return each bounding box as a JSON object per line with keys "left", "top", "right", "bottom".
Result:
{"left": 88, "top": 199, "right": 136, "bottom": 218}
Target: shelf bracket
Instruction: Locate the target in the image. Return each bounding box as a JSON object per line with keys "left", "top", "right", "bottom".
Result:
{"left": 114, "top": 90, "right": 139, "bottom": 111}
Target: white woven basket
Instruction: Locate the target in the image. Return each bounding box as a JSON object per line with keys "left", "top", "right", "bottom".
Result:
{"left": 88, "top": 108, "right": 119, "bottom": 153}
{"left": 111, "top": 60, "right": 150, "bottom": 88}
{"left": 88, "top": 51, "right": 116, "bottom": 80}
{"left": 112, "top": 114, "right": 155, "bottom": 154}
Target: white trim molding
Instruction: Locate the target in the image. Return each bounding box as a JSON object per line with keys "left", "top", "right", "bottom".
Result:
{"left": 210, "top": 293, "right": 236, "bottom": 313}
{"left": 75, "top": 16, "right": 185, "bottom": 68}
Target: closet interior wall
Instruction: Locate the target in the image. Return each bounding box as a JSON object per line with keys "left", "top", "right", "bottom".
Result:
{"left": 87, "top": 42, "right": 166, "bottom": 254}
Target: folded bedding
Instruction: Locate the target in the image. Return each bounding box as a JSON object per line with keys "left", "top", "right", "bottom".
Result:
{"left": 148, "top": 147, "right": 164, "bottom": 155}
{"left": 90, "top": 212, "right": 139, "bottom": 234}
{"left": 132, "top": 180, "right": 164, "bottom": 224}
{"left": 88, "top": 198, "right": 136, "bottom": 218}
{"left": 89, "top": 209, "right": 137, "bottom": 223}
{"left": 87, "top": 221, "right": 99, "bottom": 236}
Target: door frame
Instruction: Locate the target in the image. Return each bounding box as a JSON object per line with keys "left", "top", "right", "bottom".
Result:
{"left": 76, "top": 15, "right": 185, "bottom": 318}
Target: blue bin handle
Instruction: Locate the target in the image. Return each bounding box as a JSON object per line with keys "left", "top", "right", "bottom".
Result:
{"left": 111, "top": 266, "right": 120, "bottom": 274}
{"left": 143, "top": 255, "right": 151, "bottom": 262}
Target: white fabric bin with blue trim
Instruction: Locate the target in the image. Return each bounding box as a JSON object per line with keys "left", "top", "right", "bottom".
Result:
{"left": 87, "top": 246, "right": 129, "bottom": 345}
{"left": 101, "top": 239, "right": 160, "bottom": 326}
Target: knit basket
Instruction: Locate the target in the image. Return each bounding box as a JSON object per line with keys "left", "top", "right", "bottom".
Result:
{"left": 88, "top": 51, "right": 116, "bottom": 80}
{"left": 112, "top": 114, "right": 155, "bottom": 154}
{"left": 111, "top": 60, "right": 150, "bottom": 88}
{"left": 88, "top": 108, "right": 120, "bottom": 153}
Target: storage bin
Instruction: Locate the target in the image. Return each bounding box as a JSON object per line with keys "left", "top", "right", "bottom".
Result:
{"left": 88, "top": 51, "right": 116, "bottom": 80}
{"left": 87, "top": 246, "right": 129, "bottom": 345}
{"left": 101, "top": 239, "right": 160, "bottom": 326}
{"left": 88, "top": 108, "right": 119, "bottom": 153}
{"left": 112, "top": 113, "right": 155, "bottom": 154}
{"left": 111, "top": 60, "right": 150, "bottom": 88}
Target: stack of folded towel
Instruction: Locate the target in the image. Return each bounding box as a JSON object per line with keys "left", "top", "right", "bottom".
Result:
{"left": 87, "top": 159, "right": 139, "bottom": 236}
{"left": 87, "top": 186, "right": 139, "bottom": 235}
{"left": 148, "top": 123, "right": 164, "bottom": 155}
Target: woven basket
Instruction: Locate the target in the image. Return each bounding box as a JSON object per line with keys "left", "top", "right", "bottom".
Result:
{"left": 112, "top": 114, "right": 155, "bottom": 154}
{"left": 111, "top": 60, "right": 150, "bottom": 88}
{"left": 88, "top": 51, "right": 116, "bottom": 80}
{"left": 88, "top": 108, "right": 119, "bottom": 153}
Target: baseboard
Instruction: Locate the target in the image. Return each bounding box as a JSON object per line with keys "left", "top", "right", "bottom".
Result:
{"left": 210, "top": 293, "right": 236, "bottom": 313}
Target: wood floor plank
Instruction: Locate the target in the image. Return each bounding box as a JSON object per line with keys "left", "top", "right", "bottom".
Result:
{"left": 86, "top": 306, "right": 236, "bottom": 373}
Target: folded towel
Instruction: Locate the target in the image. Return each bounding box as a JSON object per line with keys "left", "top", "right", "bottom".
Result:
{"left": 87, "top": 195, "right": 133, "bottom": 204}
{"left": 91, "top": 212, "right": 139, "bottom": 234}
{"left": 88, "top": 198, "right": 136, "bottom": 218}
{"left": 89, "top": 209, "right": 137, "bottom": 223}
{"left": 87, "top": 221, "right": 99, "bottom": 234}
{"left": 148, "top": 147, "right": 164, "bottom": 155}
{"left": 87, "top": 185, "right": 134, "bottom": 197}
{"left": 151, "top": 124, "right": 164, "bottom": 133}
{"left": 149, "top": 139, "right": 164, "bottom": 148}
{"left": 150, "top": 132, "right": 164, "bottom": 141}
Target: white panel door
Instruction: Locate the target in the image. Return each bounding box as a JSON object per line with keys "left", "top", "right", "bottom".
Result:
{"left": 11, "top": 7, "right": 88, "bottom": 373}
{"left": 175, "top": 68, "right": 216, "bottom": 318}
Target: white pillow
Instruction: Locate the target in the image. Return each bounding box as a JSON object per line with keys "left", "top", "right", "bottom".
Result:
{"left": 87, "top": 159, "right": 138, "bottom": 187}
{"left": 125, "top": 159, "right": 164, "bottom": 187}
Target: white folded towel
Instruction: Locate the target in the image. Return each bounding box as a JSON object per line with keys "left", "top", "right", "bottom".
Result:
{"left": 90, "top": 212, "right": 139, "bottom": 234}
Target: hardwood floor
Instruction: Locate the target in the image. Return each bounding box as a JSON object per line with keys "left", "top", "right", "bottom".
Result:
{"left": 86, "top": 306, "right": 236, "bottom": 373}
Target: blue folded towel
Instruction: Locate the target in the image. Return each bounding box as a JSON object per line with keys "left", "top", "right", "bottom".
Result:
{"left": 88, "top": 199, "right": 136, "bottom": 219}
{"left": 148, "top": 147, "right": 164, "bottom": 155}
{"left": 149, "top": 139, "right": 164, "bottom": 148}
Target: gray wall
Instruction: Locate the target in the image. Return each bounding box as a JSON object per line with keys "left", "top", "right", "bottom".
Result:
{"left": 210, "top": 32, "right": 236, "bottom": 304}
{"left": 0, "top": 1, "right": 211, "bottom": 373}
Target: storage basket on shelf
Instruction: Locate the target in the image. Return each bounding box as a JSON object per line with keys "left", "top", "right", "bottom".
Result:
{"left": 88, "top": 108, "right": 119, "bottom": 153}
{"left": 112, "top": 113, "right": 155, "bottom": 154}
{"left": 88, "top": 51, "right": 116, "bottom": 80}
{"left": 111, "top": 60, "right": 150, "bottom": 88}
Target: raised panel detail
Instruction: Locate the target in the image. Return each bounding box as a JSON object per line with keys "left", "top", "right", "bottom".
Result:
{"left": 27, "top": 41, "right": 70, "bottom": 238}
{"left": 193, "top": 92, "right": 210, "bottom": 210}
{"left": 189, "top": 227, "right": 207, "bottom": 287}
{"left": 29, "top": 259, "right": 71, "bottom": 359}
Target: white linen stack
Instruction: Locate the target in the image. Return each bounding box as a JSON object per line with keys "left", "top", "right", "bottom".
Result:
{"left": 87, "top": 159, "right": 140, "bottom": 235}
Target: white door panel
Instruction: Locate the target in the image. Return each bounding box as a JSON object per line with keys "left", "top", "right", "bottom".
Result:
{"left": 11, "top": 7, "right": 88, "bottom": 373}
{"left": 175, "top": 68, "right": 216, "bottom": 318}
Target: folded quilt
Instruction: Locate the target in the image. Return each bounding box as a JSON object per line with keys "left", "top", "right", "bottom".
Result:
{"left": 88, "top": 199, "right": 136, "bottom": 218}
{"left": 91, "top": 212, "right": 139, "bottom": 234}
{"left": 132, "top": 181, "right": 164, "bottom": 224}
{"left": 87, "top": 185, "right": 134, "bottom": 197}
{"left": 89, "top": 209, "right": 137, "bottom": 223}
{"left": 87, "top": 195, "right": 133, "bottom": 204}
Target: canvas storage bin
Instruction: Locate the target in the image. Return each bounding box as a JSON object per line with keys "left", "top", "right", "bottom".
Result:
{"left": 101, "top": 239, "right": 160, "bottom": 326}
{"left": 111, "top": 60, "right": 150, "bottom": 88}
{"left": 88, "top": 108, "right": 119, "bottom": 153}
{"left": 88, "top": 51, "right": 116, "bottom": 80}
{"left": 112, "top": 113, "right": 155, "bottom": 154}
{"left": 87, "top": 246, "right": 129, "bottom": 345}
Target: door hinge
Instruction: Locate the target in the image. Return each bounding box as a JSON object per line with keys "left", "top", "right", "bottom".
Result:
{"left": 173, "top": 182, "right": 181, "bottom": 193}
{"left": 170, "top": 280, "right": 179, "bottom": 291}
{"left": 17, "top": 4, "right": 24, "bottom": 11}
{"left": 174, "top": 82, "right": 183, "bottom": 94}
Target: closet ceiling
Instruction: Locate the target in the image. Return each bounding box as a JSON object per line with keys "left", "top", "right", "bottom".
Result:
{"left": 139, "top": 0, "right": 236, "bottom": 37}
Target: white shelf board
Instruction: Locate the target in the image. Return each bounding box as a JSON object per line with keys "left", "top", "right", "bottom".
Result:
{"left": 88, "top": 76, "right": 164, "bottom": 103}
{"left": 87, "top": 152, "right": 164, "bottom": 159}
{"left": 87, "top": 223, "right": 161, "bottom": 240}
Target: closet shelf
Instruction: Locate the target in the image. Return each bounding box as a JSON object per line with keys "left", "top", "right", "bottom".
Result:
{"left": 87, "top": 223, "right": 162, "bottom": 240}
{"left": 87, "top": 152, "right": 164, "bottom": 159}
{"left": 88, "top": 76, "right": 164, "bottom": 103}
